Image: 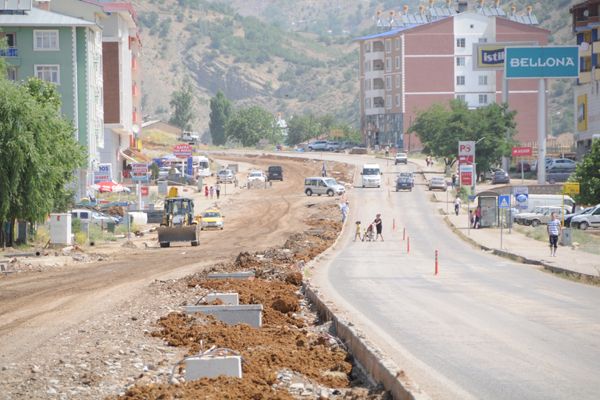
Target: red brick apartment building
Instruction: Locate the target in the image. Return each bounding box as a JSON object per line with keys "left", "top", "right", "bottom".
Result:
{"left": 357, "top": 1, "right": 549, "bottom": 150}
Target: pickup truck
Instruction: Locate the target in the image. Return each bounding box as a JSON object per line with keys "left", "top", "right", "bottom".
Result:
{"left": 180, "top": 131, "right": 200, "bottom": 142}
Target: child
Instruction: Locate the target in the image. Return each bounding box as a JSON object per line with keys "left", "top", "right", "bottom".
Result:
{"left": 363, "top": 224, "right": 374, "bottom": 242}
{"left": 354, "top": 221, "right": 362, "bottom": 241}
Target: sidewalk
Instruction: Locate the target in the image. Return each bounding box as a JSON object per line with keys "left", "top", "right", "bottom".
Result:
{"left": 407, "top": 155, "right": 600, "bottom": 280}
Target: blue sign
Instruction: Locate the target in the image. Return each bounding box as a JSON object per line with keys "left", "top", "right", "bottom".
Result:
{"left": 468, "top": 195, "right": 477, "bottom": 202}
{"left": 505, "top": 46, "right": 579, "bottom": 79}
{"left": 498, "top": 195, "right": 510, "bottom": 209}
{"left": 187, "top": 156, "right": 194, "bottom": 176}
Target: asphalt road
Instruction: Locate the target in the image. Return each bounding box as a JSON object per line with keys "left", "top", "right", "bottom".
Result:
{"left": 309, "top": 154, "right": 600, "bottom": 400}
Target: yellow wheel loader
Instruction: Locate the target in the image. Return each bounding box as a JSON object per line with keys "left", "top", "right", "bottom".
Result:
{"left": 157, "top": 195, "right": 199, "bottom": 248}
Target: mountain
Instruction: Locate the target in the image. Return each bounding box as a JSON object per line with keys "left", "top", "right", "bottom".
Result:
{"left": 135, "top": 0, "right": 579, "bottom": 138}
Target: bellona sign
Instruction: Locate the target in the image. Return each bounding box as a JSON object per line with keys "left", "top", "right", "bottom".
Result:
{"left": 505, "top": 46, "right": 579, "bottom": 79}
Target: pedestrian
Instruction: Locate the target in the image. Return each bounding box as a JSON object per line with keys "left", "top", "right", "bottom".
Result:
{"left": 354, "top": 221, "right": 362, "bottom": 241}
{"left": 339, "top": 201, "right": 349, "bottom": 223}
{"left": 547, "top": 212, "right": 561, "bottom": 257}
{"left": 216, "top": 183, "right": 221, "bottom": 199}
{"left": 204, "top": 185, "right": 209, "bottom": 198}
{"left": 373, "top": 213, "right": 384, "bottom": 241}
{"left": 210, "top": 186, "right": 214, "bottom": 199}
{"left": 454, "top": 196, "right": 461, "bottom": 216}
{"left": 474, "top": 206, "right": 481, "bottom": 228}
{"left": 425, "top": 156, "right": 430, "bottom": 167}
{"left": 469, "top": 210, "right": 475, "bottom": 228}
{"left": 451, "top": 174, "right": 457, "bottom": 189}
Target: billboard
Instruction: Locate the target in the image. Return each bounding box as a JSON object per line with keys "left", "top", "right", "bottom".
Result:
{"left": 472, "top": 42, "right": 536, "bottom": 71}
{"left": 458, "top": 141, "right": 475, "bottom": 165}
{"left": 94, "top": 163, "right": 112, "bottom": 183}
{"left": 505, "top": 46, "right": 579, "bottom": 79}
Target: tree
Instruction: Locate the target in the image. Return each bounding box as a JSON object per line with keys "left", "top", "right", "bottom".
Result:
{"left": 225, "top": 106, "right": 273, "bottom": 147}
{"left": 0, "top": 78, "right": 86, "bottom": 247}
{"left": 570, "top": 140, "right": 600, "bottom": 205}
{"left": 209, "top": 91, "right": 232, "bottom": 145}
{"left": 409, "top": 100, "right": 516, "bottom": 176}
{"left": 169, "top": 78, "right": 194, "bottom": 131}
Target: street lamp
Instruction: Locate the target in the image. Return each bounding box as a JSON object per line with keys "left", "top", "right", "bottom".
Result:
{"left": 473, "top": 137, "right": 486, "bottom": 194}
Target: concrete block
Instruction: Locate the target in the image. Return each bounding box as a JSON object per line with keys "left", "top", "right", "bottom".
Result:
{"left": 184, "top": 304, "right": 263, "bottom": 328}
{"left": 205, "top": 292, "right": 239, "bottom": 305}
{"left": 185, "top": 355, "right": 242, "bottom": 381}
{"left": 207, "top": 271, "right": 255, "bottom": 280}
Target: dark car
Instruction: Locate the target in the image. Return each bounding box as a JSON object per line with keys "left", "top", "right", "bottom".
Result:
{"left": 491, "top": 170, "right": 510, "bottom": 184}
{"left": 396, "top": 176, "right": 413, "bottom": 191}
{"left": 267, "top": 165, "right": 283, "bottom": 181}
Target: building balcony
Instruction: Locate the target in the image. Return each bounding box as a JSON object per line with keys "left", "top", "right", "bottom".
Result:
{"left": 366, "top": 89, "right": 385, "bottom": 98}
{"left": 579, "top": 71, "right": 592, "bottom": 84}
{"left": 594, "top": 68, "right": 600, "bottom": 80}
{"left": 366, "top": 106, "right": 385, "bottom": 116}
{"left": 364, "top": 51, "right": 384, "bottom": 62}
{"left": 365, "top": 70, "right": 384, "bottom": 80}
{"left": 0, "top": 47, "right": 18, "bottom": 57}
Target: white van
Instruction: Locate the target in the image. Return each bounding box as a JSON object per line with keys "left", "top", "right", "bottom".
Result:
{"left": 361, "top": 164, "right": 382, "bottom": 188}
{"left": 192, "top": 156, "right": 211, "bottom": 177}
{"left": 304, "top": 177, "right": 345, "bottom": 196}
{"left": 513, "top": 194, "right": 575, "bottom": 214}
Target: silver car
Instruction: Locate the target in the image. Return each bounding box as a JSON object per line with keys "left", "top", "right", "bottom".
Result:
{"left": 217, "top": 169, "right": 235, "bottom": 183}
{"left": 428, "top": 176, "right": 447, "bottom": 191}
{"left": 304, "top": 177, "right": 345, "bottom": 196}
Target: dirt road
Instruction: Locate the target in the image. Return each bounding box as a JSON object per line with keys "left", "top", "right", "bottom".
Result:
{"left": 0, "top": 155, "right": 331, "bottom": 367}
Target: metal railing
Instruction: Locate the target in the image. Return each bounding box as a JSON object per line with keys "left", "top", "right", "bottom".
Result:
{"left": 0, "top": 47, "right": 18, "bottom": 57}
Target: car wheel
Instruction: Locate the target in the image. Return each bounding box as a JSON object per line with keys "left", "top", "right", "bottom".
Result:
{"left": 531, "top": 219, "right": 540, "bottom": 227}
{"left": 305, "top": 189, "right": 313, "bottom": 196}
{"left": 200, "top": 227, "right": 204, "bottom": 231}
{"left": 191, "top": 241, "right": 199, "bottom": 247}
{"left": 579, "top": 221, "right": 589, "bottom": 230}
{"left": 160, "top": 242, "right": 170, "bottom": 248}
{"left": 327, "top": 189, "right": 334, "bottom": 197}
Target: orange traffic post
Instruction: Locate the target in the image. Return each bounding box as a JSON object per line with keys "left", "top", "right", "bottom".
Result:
{"left": 407, "top": 236, "right": 410, "bottom": 254}
{"left": 435, "top": 250, "right": 439, "bottom": 275}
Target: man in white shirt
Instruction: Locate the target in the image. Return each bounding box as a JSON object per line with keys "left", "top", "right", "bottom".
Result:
{"left": 547, "top": 212, "right": 561, "bottom": 257}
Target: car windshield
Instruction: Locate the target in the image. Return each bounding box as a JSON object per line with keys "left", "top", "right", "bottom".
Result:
{"left": 250, "top": 172, "right": 262, "bottom": 177}
{"left": 203, "top": 212, "right": 220, "bottom": 218}
{"left": 363, "top": 169, "right": 379, "bottom": 175}
{"left": 432, "top": 177, "right": 444, "bottom": 182}
{"left": 219, "top": 170, "right": 231, "bottom": 175}
{"left": 324, "top": 178, "right": 338, "bottom": 186}
{"left": 397, "top": 153, "right": 407, "bottom": 157}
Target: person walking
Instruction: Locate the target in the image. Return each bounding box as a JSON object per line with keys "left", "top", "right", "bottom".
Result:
{"left": 339, "top": 201, "right": 349, "bottom": 223}
{"left": 454, "top": 196, "right": 462, "bottom": 216}
{"left": 354, "top": 221, "right": 362, "bottom": 241}
{"left": 373, "top": 214, "right": 384, "bottom": 241}
{"left": 451, "top": 174, "right": 457, "bottom": 189}
{"left": 204, "top": 185, "right": 209, "bottom": 198}
{"left": 209, "top": 186, "right": 214, "bottom": 199}
{"left": 474, "top": 206, "right": 481, "bottom": 228}
{"left": 215, "top": 183, "right": 221, "bottom": 199}
{"left": 547, "top": 212, "right": 561, "bottom": 257}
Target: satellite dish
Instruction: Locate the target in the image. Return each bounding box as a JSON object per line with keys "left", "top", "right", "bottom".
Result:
{"left": 580, "top": 42, "right": 590, "bottom": 51}
{"left": 132, "top": 124, "right": 140, "bottom": 134}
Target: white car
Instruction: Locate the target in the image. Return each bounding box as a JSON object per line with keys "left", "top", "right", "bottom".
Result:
{"left": 217, "top": 169, "right": 235, "bottom": 183}
{"left": 395, "top": 153, "right": 408, "bottom": 165}
{"left": 247, "top": 170, "right": 266, "bottom": 183}
{"left": 71, "top": 209, "right": 119, "bottom": 225}
{"left": 571, "top": 204, "right": 600, "bottom": 230}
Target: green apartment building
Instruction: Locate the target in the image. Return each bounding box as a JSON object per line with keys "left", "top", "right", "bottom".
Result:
{"left": 0, "top": 0, "right": 104, "bottom": 198}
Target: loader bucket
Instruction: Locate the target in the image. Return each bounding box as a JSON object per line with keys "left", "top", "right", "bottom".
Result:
{"left": 157, "top": 225, "right": 199, "bottom": 247}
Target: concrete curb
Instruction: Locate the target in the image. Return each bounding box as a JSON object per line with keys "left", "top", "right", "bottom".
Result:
{"left": 303, "top": 284, "right": 428, "bottom": 400}
{"left": 442, "top": 216, "right": 600, "bottom": 283}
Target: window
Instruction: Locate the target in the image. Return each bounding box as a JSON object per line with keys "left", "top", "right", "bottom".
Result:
{"left": 395, "top": 94, "right": 401, "bottom": 107}
{"left": 456, "top": 75, "right": 465, "bottom": 85}
{"left": 456, "top": 57, "right": 465, "bottom": 66}
{"left": 456, "top": 94, "right": 466, "bottom": 102}
{"left": 385, "top": 39, "right": 391, "bottom": 52}
{"left": 386, "top": 76, "right": 392, "bottom": 90}
{"left": 478, "top": 75, "right": 488, "bottom": 85}
{"left": 479, "top": 37, "right": 488, "bottom": 43}
{"left": 396, "top": 75, "right": 401, "bottom": 88}
{"left": 34, "top": 30, "right": 59, "bottom": 50}
{"left": 365, "top": 79, "right": 371, "bottom": 91}
{"left": 6, "top": 67, "right": 17, "bottom": 81}
{"left": 394, "top": 38, "right": 400, "bottom": 50}
{"left": 364, "top": 61, "right": 370, "bottom": 72}
{"left": 386, "top": 95, "right": 392, "bottom": 109}
{"left": 364, "top": 42, "right": 371, "bottom": 53}
{"left": 365, "top": 97, "right": 371, "bottom": 109}
{"left": 395, "top": 56, "right": 400, "bottom": 70}
{"left": 35, "top": 65, "right": 60, "bottom": 84}
{"left": 456, "top": 38, "right": 466, "bottom": 48}
{"left": 386, "top": 58, "right": 391, "bottom": 72}
{"left": 0, "top": 32, "right": 16, "bottom": 47}
{"left": 479, "top": 94, "right": 488, "bottom": 105}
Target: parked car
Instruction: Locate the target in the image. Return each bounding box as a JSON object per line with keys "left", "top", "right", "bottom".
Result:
{"left": 326, "top": 141, "right": 342, "bottom": 152}
{"left": 307, "top": 140, "right": 329, "bottom": 151}
{"left": 199, "top": 209, "right": 224, "bottom": 230}
{"left": 520, "top": 206, "right": 564, "bottom": 227}
{"left": 564, "top": 206, "right": 594, "bottom": 227}
{"left": 304, "top": 177, "right": 345, "bottom": 196}
{"left": 349, "top": 146, "right": 368, "bottom": 154}
{"left": 428, "top": 176, "right": 447, "bottom": 191}
{"left": 491, "top": 169, "right": 510, "bottom": 184}
{"left": 216, "top": 169, "right": 235, "bottom": 183}
{"left": 514, "top": 206, "right": 551, "bottom": 225}
{"left": 531, "top": 158, "right": 553, "bottom": 172}
{"left": 396, "top": 176, "right": 413, "bottom": 191}
{"left": 395, "top": 152, "right": 408, "bottom": 165}
{"left": 571, "top": 204, "right": 600, "bottom": 230}
{"left": 546, "top": 158, "right": 576, "bottom": 171}
{"left": 267, "top": 165, "right": 283, "bottom": 181}
{"left": 71, "top": 209, "right": 119, "bottom": 226}
{"left": 179, "top": 131, "right": 199, "bottom": 142}
{"left": 247, "top": 170, "right": 266, "bottom": 183}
